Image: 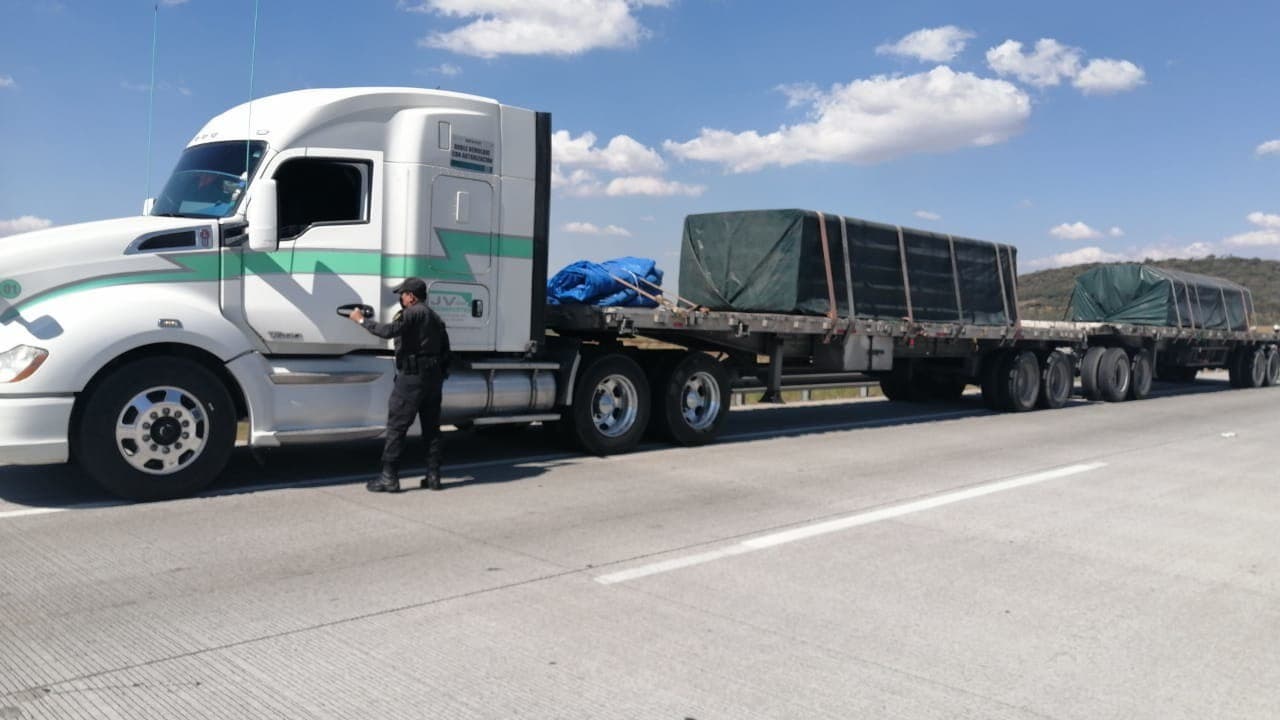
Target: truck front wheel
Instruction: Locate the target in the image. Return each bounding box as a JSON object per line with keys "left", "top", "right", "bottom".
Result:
{"left": 563, "top": 353, "right": 651, "bottom": 455}
{"left": 75, "top": 357, "right": 236, "bottom": 501}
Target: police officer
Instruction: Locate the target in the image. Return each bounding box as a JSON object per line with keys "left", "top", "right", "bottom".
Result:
{"left": 349, "top": 277, "right": 451, "bottom": 493}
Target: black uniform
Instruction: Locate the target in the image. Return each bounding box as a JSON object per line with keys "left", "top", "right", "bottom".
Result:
{"left": 362, "top": 300, "right": 451, "bottom": 488}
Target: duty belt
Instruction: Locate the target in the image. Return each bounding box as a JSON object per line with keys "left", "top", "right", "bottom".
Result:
{"left": 398, "top": 353, "right": 441, "bottom": 373}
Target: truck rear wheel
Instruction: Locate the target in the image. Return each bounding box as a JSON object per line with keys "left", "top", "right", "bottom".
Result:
{"left": 651, "top": 352, "right": 729, "bottom": 446}
{"left": 1037, "top": 350, "right": 1073, "bottom": 409}
{"left": 1129, "top": 349, "right": 1154, "bottom": 400}
{"left": 74, "top": 357, "right": 236, "bottom": 501}
{"left": 1097, "top": 348, "right": 1132, "bottom": 402}
{"left": 1247, "top": 348, "right": 1267, "bottom": 388}
{"left": 563, "top": 353, "right": 651, "bottom": 455}
{"left": 1003, "top": 351, "right": 1041, "bottom": 412}
{"left": 1079, "top": 346, "right": 1107, "bottom": 401}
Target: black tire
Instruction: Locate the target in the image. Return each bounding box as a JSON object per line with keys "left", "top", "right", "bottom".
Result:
{"left": 980, "top": 351, "right": 1010, "bottom": 410}
{"left": 879, "top": 363, "right": 917, "bottom": 402}
{"left": 1129, "top": 349, "right": 1154, "bottom": 400}
{"left": 1037, "top": 350, "right": 1073, "bottom": 409}
{"left": 1228, "top": 348, "right": 1250, "bottom": 388}
{"left": 1247, "top": 347, "right": 1267, "bottom": 388}
{"left": 1079, "top": 346, "right": 1108, "bottom": 400}
{"left": 1097, "top": 347, "right": 1132, "bottom": 402}
{"left": 650, "top": 352, "right": 729, "bottom": 446}
{"left": 562, "top": 353, "right": 651, "bottom": 455}
{"left": 74, "top": 357, "right": 236, "bottom": 501}
{"left": 1265, "top": 349, "right": 1280, "bottom": 387}
{"left": 1003, "top": 350, "right": 1041, "bottom": 412}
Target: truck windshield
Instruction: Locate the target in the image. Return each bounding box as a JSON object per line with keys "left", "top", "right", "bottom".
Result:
{"left": 151, "top": 141, "right": 267, "bottom": 218}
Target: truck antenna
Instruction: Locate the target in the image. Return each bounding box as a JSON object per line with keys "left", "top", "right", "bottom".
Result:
{"left": 244, "top": 0, "right": 261, "bottom": 176}
{"left": 143, "top": 3, "right": 160, "bottom": 206}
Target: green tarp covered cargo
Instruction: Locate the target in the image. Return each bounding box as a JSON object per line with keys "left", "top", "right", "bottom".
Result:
{"left": 1069, "top": 264, "right": 1254, "bottom": 331}
{"left": 679, "top": 209, "right": 1018, "bottom": 325}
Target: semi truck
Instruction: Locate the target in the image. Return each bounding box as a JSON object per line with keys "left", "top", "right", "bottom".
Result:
{"left": 1, "top": 87, "right": 1277, "bottom": 501}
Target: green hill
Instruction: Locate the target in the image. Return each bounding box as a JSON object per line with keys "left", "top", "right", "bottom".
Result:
{"left": 1018, "top": 256, "right": 1280, "bottom": 327}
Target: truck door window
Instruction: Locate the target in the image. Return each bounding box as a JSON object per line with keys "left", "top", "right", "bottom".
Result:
{"left": 274, "top": 158, "right": 370, "bottom": 240}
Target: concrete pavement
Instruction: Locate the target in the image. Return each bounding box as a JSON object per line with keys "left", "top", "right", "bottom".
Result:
{"left": 0, "top": 377, "right": 1276, "bottom": 718}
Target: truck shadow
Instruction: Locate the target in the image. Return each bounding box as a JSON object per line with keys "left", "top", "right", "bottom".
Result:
{"left": 0, "top": 377, "right": 1249, "bottom": 509}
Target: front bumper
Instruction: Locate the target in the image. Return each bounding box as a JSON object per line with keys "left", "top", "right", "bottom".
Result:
{"left": 0, "top": 395, "right": 73, "bottom": 466}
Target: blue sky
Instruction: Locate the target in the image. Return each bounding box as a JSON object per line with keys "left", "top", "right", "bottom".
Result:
{"left": 2, "top": 0, "right": 1279, "bottom": 284}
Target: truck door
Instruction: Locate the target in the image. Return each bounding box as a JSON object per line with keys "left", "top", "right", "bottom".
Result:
{"left": 242, "top": 148, "right": 384, "bottom": 354}
{"left": 425, "top": 174, "right": 496, "bottom": 351}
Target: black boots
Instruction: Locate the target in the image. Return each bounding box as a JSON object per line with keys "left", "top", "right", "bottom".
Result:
{"left": 367, "top": 464, "right": 400, "bottom": 493}
{"left": 421, "top": 437, "right": 442, "bottom": 491}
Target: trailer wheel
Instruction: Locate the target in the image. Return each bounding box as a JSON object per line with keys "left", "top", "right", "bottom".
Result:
{"left": 878, "top": 364, "right": 916, "bottom": 402}
{"left": 651, "top": 352, "right": 729, "bottom": 446}
{"left": 1037, "top": 350, "right": 1073, "bottom": 409}
{"left": 1003, "top": 351, "right": 1041, "bottom": 412}
{"left": 1097, "top": 348, "right": 1132, "bottom": 402}
{"left": 1265, "top": 349, "right": 1280, "bottom": 387}
{"left": 74, "top": 357, "right": 236, "bottom": 501}
{"left": 563, "top": 353, "right": 651, "bottom": 455}
{"left": 1079, "top": 346, "right": 1108, "bottom": 401}
{"left": 1129, "top": 350, "right": 1154, "bottom": 401}
{"left": 1247, "top": 348, "right": 1267, "bottom": 388}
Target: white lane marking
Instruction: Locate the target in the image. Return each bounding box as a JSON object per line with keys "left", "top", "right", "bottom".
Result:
{"left": 0, "top": 501, "right": 120, "bottom": 520}
{"left": 0, "top": 506, "right": 66, "bottom": 519}
{"left": 594, "top": 461, "right": 1107, "bottom": 585}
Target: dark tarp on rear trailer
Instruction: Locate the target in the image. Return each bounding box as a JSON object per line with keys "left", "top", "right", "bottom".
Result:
{"left": 678, "top": 209, "right": 1018, "bottom": 325}
{"left": 1068, "top": 264, "right": 1254, "bottom": 331}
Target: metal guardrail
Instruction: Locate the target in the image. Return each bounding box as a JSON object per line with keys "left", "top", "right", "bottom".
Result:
{"left": 730, "top": 380, "right": 879, "bottom": 406}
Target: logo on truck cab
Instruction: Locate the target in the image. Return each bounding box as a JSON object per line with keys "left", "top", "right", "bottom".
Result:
{"left": 0, "top": 279, "right": 20, "bottom": 300}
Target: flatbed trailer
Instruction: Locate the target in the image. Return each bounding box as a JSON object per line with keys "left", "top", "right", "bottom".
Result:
{"left": 544, "top": 304, "right": 1280, "bottom": 451}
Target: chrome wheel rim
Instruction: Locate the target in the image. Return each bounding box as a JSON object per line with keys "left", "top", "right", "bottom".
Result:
{"left": 591, "top": 374, "right": 639, "bottom": 438}
{"left": 680, "top": 371, "right": 721, "bottom": 431}
{"left": 114, "top": 386, "right": 209, "bottom": 475}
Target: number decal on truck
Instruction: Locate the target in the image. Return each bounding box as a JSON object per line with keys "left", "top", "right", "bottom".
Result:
{"left": 0, "top": 279, "right": 20, "bottom": 299}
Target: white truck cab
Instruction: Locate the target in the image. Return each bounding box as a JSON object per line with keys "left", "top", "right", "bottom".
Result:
{"left": 0, "top": 87, "right": 558, "bottom": 499}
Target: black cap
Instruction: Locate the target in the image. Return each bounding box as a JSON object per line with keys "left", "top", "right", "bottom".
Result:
{"left": 392, "top": 277, "right": 427, "bottom": 300}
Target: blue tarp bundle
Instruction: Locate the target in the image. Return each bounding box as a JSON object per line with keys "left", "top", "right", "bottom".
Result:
{"left": 546, "top": 256, "right": 664, "bottom": 307}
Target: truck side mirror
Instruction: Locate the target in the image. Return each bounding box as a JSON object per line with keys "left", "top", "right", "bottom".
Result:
{"left": 247, "top": 179, "right": 279, "bottom": 252}
{"left": 142, "top": 198, "right": 155, "bottom": 216}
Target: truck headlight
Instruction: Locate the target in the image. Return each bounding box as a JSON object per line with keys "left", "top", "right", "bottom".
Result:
{"left": 0, "top": 345, "right": 48, "bottom": 383}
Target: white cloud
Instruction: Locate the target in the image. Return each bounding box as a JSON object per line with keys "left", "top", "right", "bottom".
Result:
{"left": 987, "top": 38, "right": 1144, "bottom": 96}
{"left": 604, "top": 176, "right": 704, "bottom": 197}
{"left": 665, "top": 66, "right": 1030, "bottom": 173}
{"left": 0, "top": 74, "right": 14, "bottom": 89}
{"left": 1108, "top": 226, "right": 1125, "bottom": 237}
{"left": 914, "top": 210, "right": 941, "bottom": 221}
{"left": 1136, "top": 242, "right": 1216, "bottom": 260}
{"left": 553, "top": 130, "right": 665, "bottom": 174}
{"left": 1224, "top": 211, "right": 1280, "bottom": 247}
{"left": 403, "top": 0, "right": 671, "bottom": 58}
{"left": 1257, "top": 140, "right": 1280, "bottom": 156}
{"left": 1073, "top": 58, "right": 1145, "bottom": 95}
{"left": 876, "top": 26, "right": 975, "bottom": 63}
{"left": 433, "top": 63, "right": 462, "bottom": 76}
{"left": 0, "top": 216, "right": 54, "bottom": 237}
{"left": 1049, "top": 221, "right": 1103, "bottom": 240}
{"left": 986, "top": 39, "right": 1082, "bottom": 88}
{"left": 1025, "top": 246, "right": 1127, "bottom": 270}
{"left": 121, "top": 80, "right": 192, "bottom": 96}
{"left": 562, "top": 221, "right": 632, "bottom": 237}
{"left": 1247, "top": 211, "right": 1280, "bottom": 229}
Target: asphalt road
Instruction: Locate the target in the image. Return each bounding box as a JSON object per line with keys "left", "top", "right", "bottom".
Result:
{"left": 1, "top": 376, "right": 1277, "bottom": 719}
